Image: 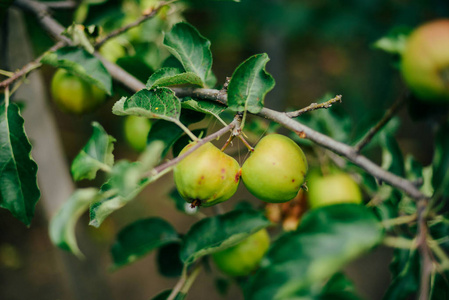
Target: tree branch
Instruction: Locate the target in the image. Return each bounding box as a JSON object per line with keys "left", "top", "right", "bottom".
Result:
{"left": 172, "top": 88, "right": 428, "bottom": 201}
{"left": 2, "top": 0, "right": 163, "bottom": 90}
{"left": 354, "top": 93, "right": 406, "bottom": 152}
{"left": 285, "top": 94, "right": 342, "bottom": 118}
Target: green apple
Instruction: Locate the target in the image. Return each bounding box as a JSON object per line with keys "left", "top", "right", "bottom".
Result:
{"left": 401, "top": 19, "right": 449, "bottom": 103}
{"left": 307, "top": 172, "right": 362, "bottom": 209}
{"left": 212, "top": 229, "right": 270, "bottom": 277}
{"left": 241, "top": 134, "right": 308, "bottom": 203}
{"left": 51, "top": 69, "right": 106, "bottom": 114}
{"left": 123, "top": 116, "right": 152, "bottom": 152}
{"left": 173, "top": 142, "right": 240, "bottom": 208}
{"left": 99, "top": 39, "right": 127, "bottom": 63}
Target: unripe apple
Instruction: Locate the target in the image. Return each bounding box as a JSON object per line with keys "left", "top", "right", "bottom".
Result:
{"left": 401, "top": 20, "right": 449, "bottom": 103}
{"left": 123, "top": 116, "right": 152, "bottom": 152}
{"left": 212, "top": 229, "right": 270, "bottom": 277}
{"left": 307, "top": 172, "right": 362, "bottom": 209}
{"left": 173, "top": 142, "right": 240, "bottom": 207}
{"left": 241, "top": 134, "right": 308, "bottom": 203}
{"left": 51, "top": 69, "right": 106, "bottom": 114}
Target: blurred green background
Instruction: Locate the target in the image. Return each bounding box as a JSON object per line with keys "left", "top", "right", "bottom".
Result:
{"left": 1, "top": 0, "right": 448, "bottom": 299}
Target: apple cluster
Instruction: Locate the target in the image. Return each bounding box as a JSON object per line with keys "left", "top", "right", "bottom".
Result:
{"left": 173, "top": 134, "right": 309, "bottom": 208}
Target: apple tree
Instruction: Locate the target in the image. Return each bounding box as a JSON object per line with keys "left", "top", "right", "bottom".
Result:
{"left": 1, "top": 1, "right": 448, "bottom": 299}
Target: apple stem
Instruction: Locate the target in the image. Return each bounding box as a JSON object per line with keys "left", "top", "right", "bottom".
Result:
{"left": 175, "top": 120, "right": 199, "bottom": 142}
{"left": 220, "top": 134, "right": 234, "bottom": 152}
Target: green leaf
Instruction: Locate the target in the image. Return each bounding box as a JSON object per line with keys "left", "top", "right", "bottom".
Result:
{"left": 380, "top": 133, "right": 404, "bottom": 177}
{"left": 156, "top": 242, "right": 184, "bottom": 277}
{"left": 181, "top": 98, "right": 226, "bottom": 121}
{"left": 89, "top": 142, "right": 165, "bottom": 227}
{"left": 383, "top": 248, "right": 419, "bottom": 300}
{"left": 49, "top": 188, "right": 100, "bottom": 258}
{"left": 180, "top": 209, "right": 271, "bottom": 265}
{"left": 372, "top": 26, "right": 411, "bottom": 55}
{"left": 163, "top": 22, "right": 213, "bottom": 85}
{"left": 41, "top": 46, "right": 112, "bottom": 94}
{"left": 112, "top": 88, "right": 181, "bottom": 122}
{"left": 146, "top": 68, "right": 203, "bottom": 89}
{"left": 245, "top": 204, "right": 384, "bottom": 300}
{"left": 432, "top": 121, "right": 449, "bottom": 198}
{"left": 227, "top": 53, "right": 275, "bottom": 114}
{"left": 0, "top": 101, "right": 40, "bottom": 226}
{"left": 110, "top": 218, "right": 180, "bottom": 270}
{"left": 71, "top": 122, "right": 115, "bottom": 181}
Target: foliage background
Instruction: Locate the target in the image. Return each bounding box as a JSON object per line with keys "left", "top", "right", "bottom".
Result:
{"left": 1, "top": 0, "right": 448, "bottom": 299}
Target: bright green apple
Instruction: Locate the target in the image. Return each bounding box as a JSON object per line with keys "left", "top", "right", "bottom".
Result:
{"left": 212, "top": 229, "right": 270, "bottom": 277}
{"left": 173, "top": 142, "right": 240, "bottom": 208}
{"left": 401, "top": 19, "right": 449, "bottom": 103}
{"left": 123, "top": 115, "right": 152, "bottom": 152}
{"left": 51, "top": 69, "right": 106, "bottom": 114}
{"left": 307, "top": 172, "right": 362, "bottom": 209}
{"left": 241, "top": 134, "right": 308, "bottom": 203}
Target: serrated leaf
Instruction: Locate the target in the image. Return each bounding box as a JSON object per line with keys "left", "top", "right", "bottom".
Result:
{"left": 181, "top": 98, "right": 226, "bottom": 120}
{"left": 180, "top": 209, "right": 271, "bottom": 266}
{"left": 71, "top": 122, "right": 115, "bottom": 181}
{"left": 163, "top": 22, "right": 213, "bottom": 85}
{"left": 112, "top": 88, "right": 181, "bottom": 122}
{"left": 227, "top": 53, "right": 275, "bottom": 114}
{"left": 0, "top": 101, "right": 40, "bottom": 226}
{"left": 245, "top": 204, "right": 383, "bottom": 300}
{"left": 41, "top": 46, "right": 112, "bottom": 94}
{"left": 432, "top": 121, "right": 449, "bottom": 198}
{"left": 110, "top": 218, "right": 180, "bottom": 270}
{"left": 49, "top": 188, "right": 100, "bottom": 258}
{"left": 146, "top": 68, "right": 203, "bottom": 89}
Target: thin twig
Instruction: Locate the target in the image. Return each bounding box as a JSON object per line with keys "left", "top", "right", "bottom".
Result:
{"left": 167, "top": 264, "right": 202, "bottom": 300}
{"left": 39, "top": 1, "right": 77, "bottom": 9}
{"left": 417, "top": 199, "right": 432, "bottom": 300}
{"left": 95, "top": 0, "right": 174, "bottom": 48}
{"left": 354, "top": 94, "right": 406, "bottom": 152}
{"left": 144, "top": 117, "right": 238, "bottom": 178}
{"left": 0, "top": 41, "right": 64, "bottom": 89}
{"left": 285, "top": 94, "right": 342, "bottom": 118}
